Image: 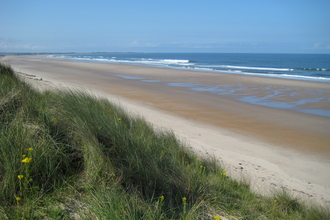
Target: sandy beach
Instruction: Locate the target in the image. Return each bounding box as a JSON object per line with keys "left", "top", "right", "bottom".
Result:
{"left": 2, "top": 55, "right": 330, "bottom": 207}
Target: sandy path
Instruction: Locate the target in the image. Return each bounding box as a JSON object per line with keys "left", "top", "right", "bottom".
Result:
{"left": 3, "top": 55, "right": 330, "bottom": 207}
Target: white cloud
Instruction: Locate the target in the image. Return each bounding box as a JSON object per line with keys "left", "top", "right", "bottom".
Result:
{"left": 313, "top": 42, "right": 330, "bottom": 50}
{"left": 0, "top": 38, "right": 45, "bottom": 50}
{"left": 130, "top": 40, "right": 139, "bottom": 46}
{"left": 128, "top": 40, "right": 159, "bottom": 47}
{"left": 0, "top": 38, "right": 13, "bottom": 49}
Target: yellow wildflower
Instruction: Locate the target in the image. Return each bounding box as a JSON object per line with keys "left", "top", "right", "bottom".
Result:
{"left": 15, "top": 197, "right": 21, "bottom": 201}
{"left": 274, "top": 200, "right": 278, "bottom": 203}
{"left": 160, "top": 196, "right": 164, "bottom": 200}
{"left": 117, "top": 118, "right": 121, "bottom": 121}
{"left": 214, "top": 217, "right": 221, "bottom": 220}
{"left": 17, "top": 175, "right": 24, "bottom": 179}
{"left": 182, "top": 197, "right": 187, "bottom": 202}
{"left": 22, "top": 157, "right": 32, "bottom": 163}
{"left": 27, "top": 147, "right": 34, "bottom": 151}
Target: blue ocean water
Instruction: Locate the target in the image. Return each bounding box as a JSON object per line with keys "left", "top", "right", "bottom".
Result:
{"left": 48, "top": 53, "right": 330, "bottom": 82}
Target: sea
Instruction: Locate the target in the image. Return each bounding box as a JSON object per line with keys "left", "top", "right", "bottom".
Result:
{"left": 47, "top": 53, "right": 330, "bottom": 117}
{"left": 48, "top": 53, "right": 330, "bottom": 83}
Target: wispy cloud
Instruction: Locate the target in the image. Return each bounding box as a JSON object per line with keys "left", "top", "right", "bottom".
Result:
{"left": 312, "top": 42, "right": 330, "bottom": 50}
{"left": 0, "top": 38, "right": 45, "bottom": 50}
{"left": 129, "top": 41, "right": 159, "bottom": 47}
{"left": 160, "top": 41, "right": 260, "bottom": 49}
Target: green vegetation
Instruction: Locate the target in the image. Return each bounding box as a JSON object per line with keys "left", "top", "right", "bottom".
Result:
{"left": 0, "top": 63, "right": 329, "bottom": 219}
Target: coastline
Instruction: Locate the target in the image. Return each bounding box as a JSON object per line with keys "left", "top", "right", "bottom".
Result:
{"left": 2, "top": 55, "right": 330, "bottom": 207}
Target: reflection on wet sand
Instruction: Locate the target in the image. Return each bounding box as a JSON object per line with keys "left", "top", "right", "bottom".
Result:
{"left": 111, "top": 73, "right": 330, "bottom": 117}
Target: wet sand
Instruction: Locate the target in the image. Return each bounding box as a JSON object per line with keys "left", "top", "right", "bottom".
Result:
{"left": 3, "top": 55, "right": 330, "bottom": 207}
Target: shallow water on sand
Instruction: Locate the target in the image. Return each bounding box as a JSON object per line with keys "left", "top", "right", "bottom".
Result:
{"left": 112, "top": 73, "right": 330, "bottom": 117}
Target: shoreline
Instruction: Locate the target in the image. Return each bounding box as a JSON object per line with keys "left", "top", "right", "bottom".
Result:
{"left": 46, "top": 53, "right": 330, "bottom": 84}
{"left": 2, "top": 55, "right": 330, "bottom": 207}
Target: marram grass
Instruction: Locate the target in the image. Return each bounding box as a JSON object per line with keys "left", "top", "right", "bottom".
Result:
{"left": 0, "top": 63, "right": 329, "bottom": 219}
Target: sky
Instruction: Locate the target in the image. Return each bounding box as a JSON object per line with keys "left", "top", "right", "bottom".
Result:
{"left": 1, "top": 0, "right": 330, "bottom": 53}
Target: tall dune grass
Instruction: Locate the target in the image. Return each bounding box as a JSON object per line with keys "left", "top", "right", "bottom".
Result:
{"left": 0, "top": 63, "right": 329, "bottom": 219}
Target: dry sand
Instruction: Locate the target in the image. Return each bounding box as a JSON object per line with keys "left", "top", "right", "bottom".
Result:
{"left": 2, "top": 55, "right": 330, "bottom": 207}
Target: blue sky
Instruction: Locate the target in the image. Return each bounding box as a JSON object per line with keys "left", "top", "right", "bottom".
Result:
{"left": 1, "top": 0, "right": 329, "bottom": 53}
